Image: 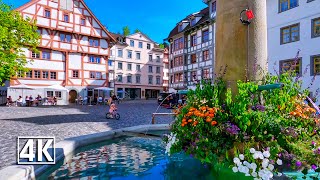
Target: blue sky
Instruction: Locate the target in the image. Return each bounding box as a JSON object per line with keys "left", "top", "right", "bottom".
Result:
{"left": 3, "top": 0, "right": 206, "bottom": 43}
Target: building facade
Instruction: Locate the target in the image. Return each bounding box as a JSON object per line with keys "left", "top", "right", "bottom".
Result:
{"left": 267, "top": 0, "right": 320, "bottom": 100}
{"left": 163, "top": 48, "right": 169, "bottom": 92}
{"left": 7, "top": 0, "right": 115, "bottom": 105}
{"left": 109, "top": 32, "right": 164, "bottom": 99}
{"left": 166, "top": 1, "right": 216, "bottom": 93}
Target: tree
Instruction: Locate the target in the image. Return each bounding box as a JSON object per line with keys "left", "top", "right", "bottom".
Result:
{"left": 134, "top": 29, "right": 140, "bottom": 33}
{"left": 0, "top": 1, "right": 39, "bottom": 85}
{"left": 159, "top": 44, "right": 165, "bottom": 49}
{"left": 122, "top": 26, "right": 130, "bottom": 36}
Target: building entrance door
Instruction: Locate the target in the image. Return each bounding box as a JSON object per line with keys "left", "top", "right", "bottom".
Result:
{"left": 69, "top": 90, "right": 77, "bottom": 103}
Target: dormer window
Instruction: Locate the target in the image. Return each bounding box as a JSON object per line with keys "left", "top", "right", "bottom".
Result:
{"left": 191, "top": 18, "right": 197, "bottom": 26}
{"left": 178, "top": 24, "right": 183, "bottom": 32}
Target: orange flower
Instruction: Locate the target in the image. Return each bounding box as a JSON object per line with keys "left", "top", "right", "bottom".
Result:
{"left": 201, "top": 107, "right": 207, "bottom": 111}
{"left": 206, "top": 118, "right": 211, "bottom": 123}
{"left": 188, "top": 119, "right": 193, "bottom": 123}
{"left": 209, "top": 113, "right": 215, "bottom": 118}
{"left": 211, "top": 121, "right": 217, "bottom": 126}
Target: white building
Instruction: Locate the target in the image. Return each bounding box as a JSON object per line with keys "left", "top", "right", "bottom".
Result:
{"left": 163, "top": 48, "right": 169, "bottom": 92}
{"left": 7, "top": 0, "right": 115, "bottom": 105}
{"left": 109, "top": 32, "right": 164, "bottom": 99}
{"left": 167, "top": 1, "right": 216, "bottom": 93}
{"left": 267, "top": 0, "right": 320, "bottom": 99}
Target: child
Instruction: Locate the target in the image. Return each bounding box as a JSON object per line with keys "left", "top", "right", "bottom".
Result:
{"left": 109, "top": 103, "right": 117, "bottom": 116}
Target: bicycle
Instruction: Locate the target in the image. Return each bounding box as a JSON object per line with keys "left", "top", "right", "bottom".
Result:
{"left": 106, "top": 110, "right": 120, "bottom": 120}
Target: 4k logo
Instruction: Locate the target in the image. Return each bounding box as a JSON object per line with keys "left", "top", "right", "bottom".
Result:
{"left": 17, "top": 137, "right": 55, "bottom": 165}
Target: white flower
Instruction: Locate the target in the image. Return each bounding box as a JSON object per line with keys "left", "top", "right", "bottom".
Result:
{"left": 238, "top": 165, "right": 244, "bottom": 173}
{"left": 277, "top": 172, "right": 282, "bottom": 177}
{"left": 233, "top": 157, "right": 240, "bottom": 165}
{"left": 243, "top": 161, "right": 249, "bottom": 166}
{"left": 276, "top": 159, "right": 283, "bottom": 166}
{"left": 253, "top": 153, "right": 259, "bottom": 159}
{"left": 239, "top": 154, "right": 245, "bottom": 160}
{"left": 250, "top": 163, "right": 257, "bottom": 170}
{"left": 268, "top": 164, "right": 274, "bottom": 171}
{"left": 252, "top": 171, "right": 257, "bottom": 177}
{"left": 232, "top": 166, "right": 238, "bottom": 173}
{"left": 262, "top": 159, "right": 269, "bottom": 168}
{"left": 250, "top": 148, "right": 256, "bottom": 154}
{"left": 263, "top": 151, "right": 270, "bottom": 158}
{"left": 254, "top": 178, "right": 261, "bottom": 180}
{"left": 245, "top": 173, "right": 250, "bottom": 176}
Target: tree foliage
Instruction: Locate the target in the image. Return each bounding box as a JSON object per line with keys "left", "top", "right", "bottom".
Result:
{"left": 134, "top": 29, "right": 140, "bottom": 33}
{"left": 122, "top": 26, "right": 130, "bottom": 36}
{"left": 0, "top": 1, "right": 39, "bottom": 85}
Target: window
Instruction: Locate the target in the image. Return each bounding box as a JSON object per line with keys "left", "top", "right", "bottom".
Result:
{"left": 178, "top": 24, "right": 183, "bottom": 32}
{"left": 44, "top": 9, "right": 51, "bottom": 18}
{"left": 136, "top": 52, "right": 141, "bottom": 60}
{"left": 203, "top": 50, "right": 209, "bottom": 61}
{"left": 202, "top": 29, "right": 209, "bottom": 43}
{"left": 89, "top": 56, "right": 100, "bottom": 63}
{"left": 191, "top": 54, "right": 197, "bottom": 64}
{"left": 175, "top": 73, "right": 183, "bottom": 82}
{"left": 156, "top": 56, "right": 160, "bottom": 62}
{"left": 42, "top": 71, "right": 49, "bottom": 79}
{"left": 311, "top": 55, "right": 320, "bottom": 75}
{"left": 148, "top": 75, "right": 153, "bottom": 84}
{"left": 130, "top": 40, "right": 134, "bottom": 47}
{"left": 279, "top": 0, "right": 298, "bottom": 13}
{"left": 55, "top": 91, "right": 62, "bottom": 98}
{"left": 281, "top": 24, "right": 299, "bottom": 44}
{"left": 42, "top": 50, "right": 51, "bottom": 60}
{"left": 63, "top": 14, "right": 69, "bottom": 22}
{"left": 174, "top": 37, "right": 184, "bottom": 50}
{"left": 191, "top": 34, "right": 197, "bottom": 47}
{"left": 117, "top": 75, "right": 122, "bottom": 82}
{"left": 191, "top": 71, "right": 197, "bottom": 81}
{"left": 174, "top": 56, "right": 183, "bottom": 67}
{"left": 31, "top": 51, "right": 40, "bottom": 58}
{"left": 170, "top": 75, "right": 173, "bottom": 84}
{"left": 212, "top": 1, "right": 216, "bottom": 13}
{"left": 26, "top": 71, "right": 32, "bottom": 78}
{"left": 279, "top": 58, "right": 301, "bottom": 75}
{"left": 34, "top": 70, "right": 41, "bottom": 78}
{"left": 47, "top": 91, "right": 54, "bottom": 97}
{"left": 127, "top": 50, "right": 132, "bottom": 59}
{"left": 127, "top": 63, "right": 132, "bottom": 70}
{"left": 136, "top": 75, "right": 141, "bottom": 83}
{"left": 191, "top": 18, "right": 197, "bottom": 26}
{"left": 127, "top": 75, "right": 132, "bottom": 83}
{"left": 149, "top": 54, "right": 153, "bottom": 61}
{"left": 80, "top": 18, "right": 86, "bottom": 26}
{"left": 118, "top": 49, "right": 123, "bottom": 57}
{"left": 203, "top": 69, "right": 210, "bottom": 79}
{"left": 156, "top": 76, "right": 161, "bottom": 85}
{"left": 137, "top": 64, "right": 141, "bottom": 72}
{"left": 60, "top": 33, "right": 71, "bottom": 43}
{"left": 139, "top": 42, "right": 143, "bottom": 48}
{"left": 108, "top": 60, "right": 113, "bottom": 66}
{"left": 72, "top": 70, "right": 79, "bottom": 78}
{"left": 50, "top": 72, "right": 57, "bottom": 79}
{"left": 118, "top": 62, "right": 123, "bottom": 69}
{"left": 312, "top": 17, "right": 320, "bottom": 38}
{"left": 156, "top": 66, "right": 161, "bottom": 73}
{"left": 149, "top": 66, "right": 153, "bottom": 73}
{"left": 147, "top": 43, "right": 151, "bottom": 49}
{"left": 89, "top": 38, "right": 99, "bottom": 47}
{"left": 90, "top": 71, "right": 102, "bottom": 79}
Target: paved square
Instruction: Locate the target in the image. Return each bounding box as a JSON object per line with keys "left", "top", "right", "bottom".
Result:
{"left": 0, "top": 100, "right": 172, "bottom": 170}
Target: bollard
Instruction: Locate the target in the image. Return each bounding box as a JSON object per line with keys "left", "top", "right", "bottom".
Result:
{"left": 152, "top": 115, "right": 155, "bottom": 124}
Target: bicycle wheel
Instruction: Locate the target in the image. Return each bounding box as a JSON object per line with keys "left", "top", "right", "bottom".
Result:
{"left": 115, "top": 113, "right": 120, "bottom": 120}
{"left": 106, "top": 113, "right": 111, "bottom": 119}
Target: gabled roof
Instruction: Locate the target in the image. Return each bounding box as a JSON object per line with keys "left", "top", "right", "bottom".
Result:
{"left": 16, "top": 0, "right": 116, "bottom": 43}
{"left": 127, "top": 32, "right": 156, "bottom": 44}
{"left": 109, "top": 32, "right": 128, "bottom": 46}
{"left": 167, "top": 7, "right": 210, "bottom": 40}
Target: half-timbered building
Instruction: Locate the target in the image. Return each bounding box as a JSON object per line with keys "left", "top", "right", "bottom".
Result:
{"left": 7, "top": 0, "right": 116, "bottom": 105}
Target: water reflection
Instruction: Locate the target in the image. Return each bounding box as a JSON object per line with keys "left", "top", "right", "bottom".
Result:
{"left": 49, "top": 137, "right": 212, "bottom": 179}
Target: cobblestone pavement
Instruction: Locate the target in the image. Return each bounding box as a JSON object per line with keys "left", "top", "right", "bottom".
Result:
{"left": 0, "top": 100, "right": 173, "bottom": 170}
